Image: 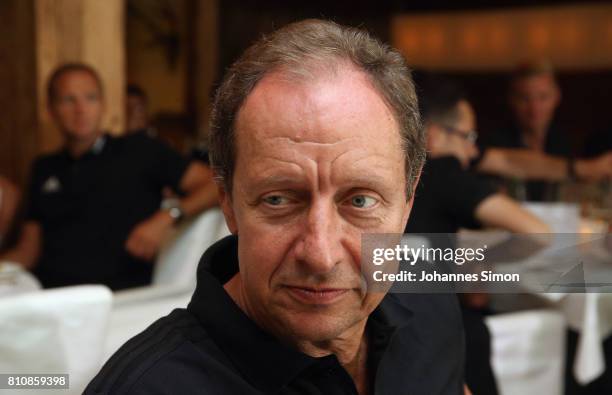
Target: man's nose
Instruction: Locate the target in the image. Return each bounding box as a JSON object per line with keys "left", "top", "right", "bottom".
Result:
{"left": 294, "top": 199, "right": 344, "bottom": 275}
{"left": 74, "top": 99, "right": 86, "bottom": 114}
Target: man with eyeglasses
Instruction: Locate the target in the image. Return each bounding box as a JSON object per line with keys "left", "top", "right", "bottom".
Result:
{"left": 406, "top": 79, "right": 548, "bottom": 236}
{"left": 405, "top": 78, "right": 549, "bottom": 395}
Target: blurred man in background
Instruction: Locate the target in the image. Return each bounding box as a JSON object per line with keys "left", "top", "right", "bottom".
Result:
{"left": 125, "top": 84, "right": 156, "bottom": 137}
{"left": 406, "top": 78, "right": 550, "bottom": 395}
{"left": 408, "top": 79, "right": 549, "bottom": 236}
{"left": 0, "top": 63, "right": 218, "bottom": 290}
{"left": 472, "top": 61, "right": 612, "bottom": 200}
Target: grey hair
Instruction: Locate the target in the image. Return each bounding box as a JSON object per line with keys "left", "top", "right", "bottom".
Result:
{"left": 209, "top": 19, "right": 425, "bottom": 198}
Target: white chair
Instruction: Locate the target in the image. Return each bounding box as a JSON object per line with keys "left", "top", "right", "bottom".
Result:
{"left": 0, "top": 285, "right": 112, "bottom": 395}
{"left": 103, "top": 291, "right": 192, "bottom": 360}
{"left": 486, "top": 310, "right": 566, "bottom": 395}
{"left": 152, "top": 208, "right": 230, "bottom": 289}
{"left": 104, "top": 209, "right": 229, "bottom": 362}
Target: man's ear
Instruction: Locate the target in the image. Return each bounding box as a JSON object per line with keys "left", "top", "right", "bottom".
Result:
{"left": 217, "top": 180, "right": 238, "bottom": 235}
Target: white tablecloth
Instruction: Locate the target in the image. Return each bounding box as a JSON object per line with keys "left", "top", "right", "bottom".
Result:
{"left": 484, "top": 231, "right": 612, "bottom": 385}
{"left": 539, "top": 292, "right": 612, "bottom": 384}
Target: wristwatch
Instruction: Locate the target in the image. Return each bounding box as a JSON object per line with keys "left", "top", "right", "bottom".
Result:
{"left": 161, "top": 198, "right": 184, "bottom": 224}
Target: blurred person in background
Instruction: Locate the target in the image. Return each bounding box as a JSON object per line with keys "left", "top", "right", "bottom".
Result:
{"left": 407, "top": 78, "right": 550, "bottom": 236}
{"left": 502, "top": 60, "right": 566, "bottom": 155}
{"left": 0, "top": 63, "right": 218, "bottom": 290}
{"left": 475, "top": 61, "right": 612, "bottom": 200}
{"left": 0, "top": 176, "right": 20, "bottom": 251}
{"left": 406, "top": 78, "right": 550, "bottom": 395}
{"left": 125, "top": 84, "right": 156, "bottom": 137}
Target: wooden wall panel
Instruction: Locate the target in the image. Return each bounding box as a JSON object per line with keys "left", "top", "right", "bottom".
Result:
{"left": 392, "top": 4, "right": 612, "bottom": 71}
{"left": 0, "top": 0, "right": 38, "bottom": 186}
{"left": 190, "top": 0, "right": 218, "bottom": 140}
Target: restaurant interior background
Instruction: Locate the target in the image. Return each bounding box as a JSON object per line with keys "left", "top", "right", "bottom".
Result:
{"left": 1, "top": 1, "right": 612, "bottom": 395}
{"left": 3, "top": 0, "right": 612, "bottom": 187}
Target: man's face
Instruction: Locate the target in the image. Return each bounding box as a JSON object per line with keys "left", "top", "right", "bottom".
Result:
{"left": 449, "top": 100, "right": 479, "bottom": 165}
{"left": 126, "top": 94, "right": 148, "bottom": 132}
{"left": 509, "top": 73, "right": 560, "bottom": 133}
{"left": 221, "top": 67, "right": 415, "bottom": 342}
{"left": 49, "top": 70, "right": 104, "bottom": 142}
{"left": 429, "top": 100, "right": 479, "bottom": 168}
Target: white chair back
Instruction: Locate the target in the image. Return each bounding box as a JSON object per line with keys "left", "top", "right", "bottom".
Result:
{"left": 486, "top": 310, "right": 565, "bottom": 395}
{"left": 153, "top": 208, "right": 230, "bottom": 288}
{"left": 104, "top": 291, "right": 191, "bottom": 360}
{"left": 0, "top": 285, "right": 112, "bottom": 395}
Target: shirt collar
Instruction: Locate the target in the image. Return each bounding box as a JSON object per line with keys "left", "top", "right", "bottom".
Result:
{"left": 61, "top": 134, "right": 108, "bottom": 161}
{"left": 91, "top": 135, "right": 106, "bottom": 154}
{"left": 187, "top": 235, "right": 414, "bottom": 393}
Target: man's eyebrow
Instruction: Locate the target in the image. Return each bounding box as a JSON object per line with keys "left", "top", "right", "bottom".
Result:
{"left": 249, "top": 174, "right": 306, "bottom": 190}
{"left": 334, "top": 171, "right": 398, "bottom": 190}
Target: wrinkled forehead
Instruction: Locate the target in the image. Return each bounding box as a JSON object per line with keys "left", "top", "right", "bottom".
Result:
{"left": 234, "top": 67, "right": 402, "bottom": 155}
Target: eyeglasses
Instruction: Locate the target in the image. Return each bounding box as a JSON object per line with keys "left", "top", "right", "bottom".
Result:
{"left": 440, "top": 124, "right": 478, "bottom": 144}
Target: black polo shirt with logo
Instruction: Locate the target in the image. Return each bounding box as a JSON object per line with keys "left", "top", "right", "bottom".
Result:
{"left": 85, "top": 235, "right": 464, "bottom": 395}
{"left": 24, "top": 133, "right": 189, "bottom": 290}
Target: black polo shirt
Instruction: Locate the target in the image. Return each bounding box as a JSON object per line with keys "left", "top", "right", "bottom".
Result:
{"left": 25, "top": 133, "right": 189, "bottom": 290}
{"left": 583, "top": 129, "right": 612, "bottom": 157}
{"left": 404, "top": 156, "right": 499, "bottom": 395}
{"left": 406, "top": 156, "right": 495, "bottom": 238}
{"left": 85, "top": 235, "right": 464, "bottom": 394}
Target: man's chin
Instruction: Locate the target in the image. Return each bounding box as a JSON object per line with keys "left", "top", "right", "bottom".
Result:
{"left": 65, "top": 127, "right": 99, "bottom": 140}
{"left": 273, "top": 308, "right": 361, "bottom": 344}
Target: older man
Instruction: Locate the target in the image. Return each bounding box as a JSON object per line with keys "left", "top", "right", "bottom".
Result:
{"left": 86, "top": 20, "right": 464, "bottom": 394}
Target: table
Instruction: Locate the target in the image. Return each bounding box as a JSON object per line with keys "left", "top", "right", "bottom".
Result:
{"left": 481, "top": 230, "right": 612, "bottom": 385}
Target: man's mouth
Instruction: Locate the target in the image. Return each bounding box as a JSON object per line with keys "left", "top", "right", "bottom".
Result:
{"left": 284, "top": 286, "right": 349, "bottom": 305}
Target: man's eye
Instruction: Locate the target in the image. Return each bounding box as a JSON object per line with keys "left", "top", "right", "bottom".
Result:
{"left": 263, "top": 195, "right": 289, "bottom": 206}
{"left": 59, "top": 96, "right": 75, "bottom": 104}
{"left": 349, "top": 195, "right": 377, "bottom": 208}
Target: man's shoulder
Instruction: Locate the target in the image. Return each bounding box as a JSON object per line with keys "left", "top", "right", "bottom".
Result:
{"left": 118, "top": 131, "right": 165, "bottom": 151}
{"left": 30, "top": 151, "right": 65, "bottom": 172}
{"left": 378, "top": 293, "right": 464, "bottom": 394}
{"left": 384, "top": 292, "right": 462, "bottom": 328}
{"left": 84, "top": 308, "right": 236, "bottom": 395}
{"left": 425, "top": 156, "right": 463, "bottom": 172}
{"left": 26, "top": 152, "right": 68, "bottom": 186}
{"left": 421, "top": 156, "right": 468, "bottom": 186}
